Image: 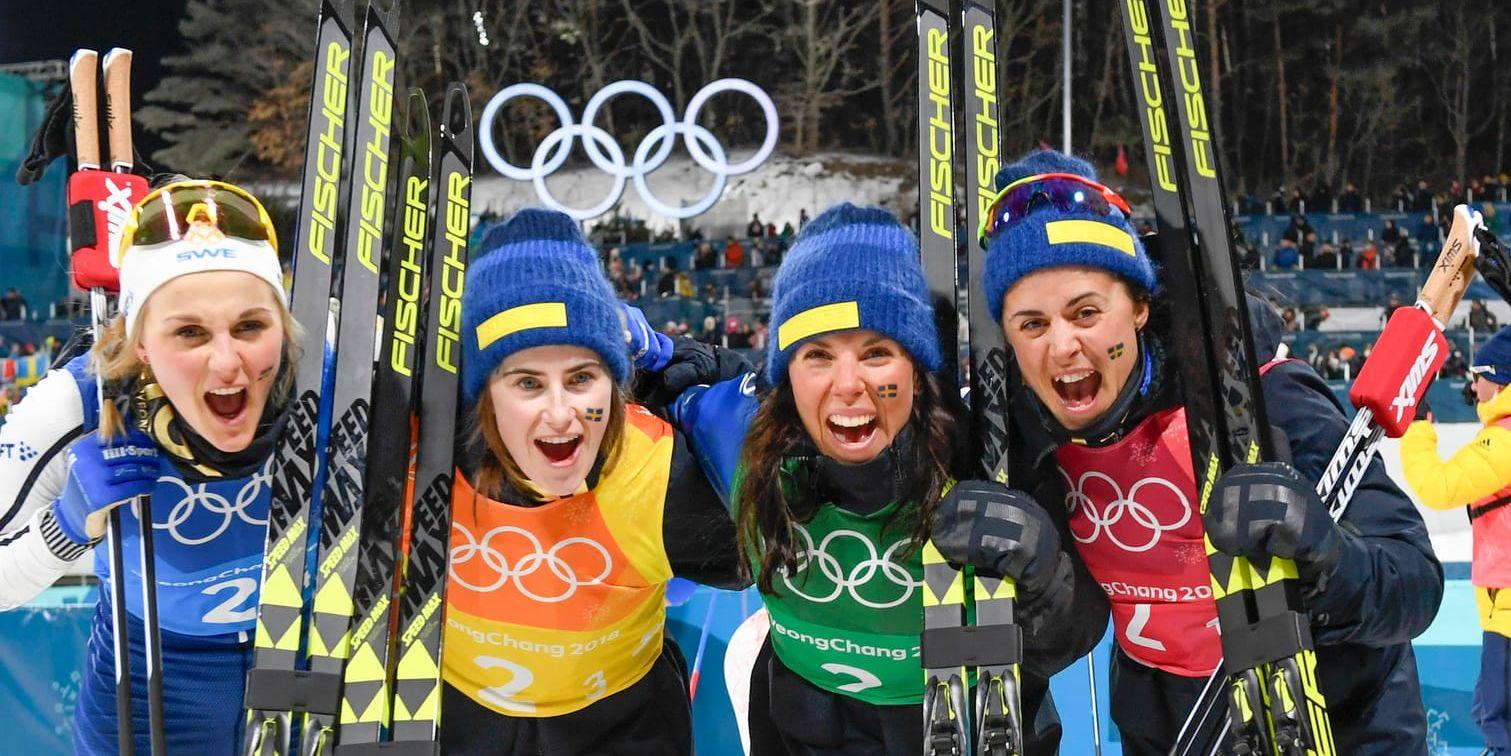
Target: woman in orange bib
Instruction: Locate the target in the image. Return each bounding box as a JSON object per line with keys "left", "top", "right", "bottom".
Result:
{"left": 440, "top": 208, "right": 746, "bottom": 755}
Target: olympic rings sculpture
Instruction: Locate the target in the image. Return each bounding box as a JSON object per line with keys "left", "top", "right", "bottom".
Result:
{"left": 480, "top": 78, "right": 779, "bottom": 221}
{"left": 778, "top": 526, "right": 920, "bottom": 610}
{"left": 1062, "top": 469, "right": 1193, "bottom": 554}
{"left": 449, "top": 523, "right": 614, "bottom": 604}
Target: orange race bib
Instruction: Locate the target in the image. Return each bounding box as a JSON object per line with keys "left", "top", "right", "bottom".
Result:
{"left": 443, "top": 406, "right": 676, "bottom": 717}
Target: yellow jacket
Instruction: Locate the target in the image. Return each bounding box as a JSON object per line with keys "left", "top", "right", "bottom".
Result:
{"left": 1401, "top": 384, "right": 1511, "bottom": 634}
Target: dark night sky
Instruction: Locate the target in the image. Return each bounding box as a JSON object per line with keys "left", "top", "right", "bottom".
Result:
{"left": 1, "top": 0, "right": 189, "bottom": 150}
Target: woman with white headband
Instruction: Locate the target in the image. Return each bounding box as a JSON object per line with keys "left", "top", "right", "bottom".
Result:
{"left": 0, "top": 179, "right": 299, "bottom": 754}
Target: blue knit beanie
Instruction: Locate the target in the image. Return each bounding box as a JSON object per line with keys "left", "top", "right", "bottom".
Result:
{"left": 1473, "top": 326, "right": 1511, "bottom": 385}
{"left": 461, "top": 208, "right": 628, "bottom": 402}
{"left": 765, "top": 203, "right": 939, "bottom": 385}
{"left": 982, "top": 150, "right": 1157, "bottom": 324}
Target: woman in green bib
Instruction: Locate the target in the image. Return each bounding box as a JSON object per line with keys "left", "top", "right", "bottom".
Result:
{"left": 696, "top": 204, "right": 1099, "bottom": 755}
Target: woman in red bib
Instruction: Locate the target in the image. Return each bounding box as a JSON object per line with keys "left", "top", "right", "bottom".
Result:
{"left": 930, "top": 150, "right": 1442, "bottom": 754}
{"left": 440, "top": 208, "right": 746, "bottom": 755}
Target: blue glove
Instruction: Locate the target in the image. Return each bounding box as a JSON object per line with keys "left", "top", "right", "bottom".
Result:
{"left": 1203, "top": 461, "right": 1343, "bottom": 587}
{"left": 52, "top": 430, "right": 160, "bottom": 545}
{"left": 622, "top": 303, "right": 673, "bottom": 372}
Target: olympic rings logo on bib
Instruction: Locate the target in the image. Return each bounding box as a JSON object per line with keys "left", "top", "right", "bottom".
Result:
{"left": 479, "top": 79, "right": 779, "bottom": 220}
{"left": 1062, "top": 469, "right": 1192, "bottom": 553}
{"left": 778, "top": 526, "right": 920, "bottom": 610}
{"left": 154, "top": 467, "right": 270, "bottom": 546}
{"left": 450, "top": 523, "right": 614, "bottom": 603}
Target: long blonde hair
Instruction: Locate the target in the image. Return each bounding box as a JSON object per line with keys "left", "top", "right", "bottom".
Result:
{"left": 91, "top": 296, "right": 302, "bottom": 439}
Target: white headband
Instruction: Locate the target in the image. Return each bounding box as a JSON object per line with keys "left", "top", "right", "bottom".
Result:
{"left": 118, "top": 236, "right": 287, "bottom": 337}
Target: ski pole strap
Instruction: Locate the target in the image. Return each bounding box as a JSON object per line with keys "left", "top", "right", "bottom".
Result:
{"left": 1469, "top": 494, "right": 1511, "bottom": 523}
{"left": 68, "top": 199, "right": 98, "bottom": 251}
{"left": 243, "top": 668, "right": 344, "bottom": 715}
{"left": 920, "top": 622, "right": 1023, "bottom": 669}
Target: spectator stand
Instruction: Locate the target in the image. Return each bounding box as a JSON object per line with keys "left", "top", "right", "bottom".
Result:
{"left": 1130, "top": 202, "right": 1511, "bottom": 272}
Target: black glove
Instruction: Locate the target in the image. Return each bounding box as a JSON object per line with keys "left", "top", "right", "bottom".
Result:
{"left": 930, "top": 480, "right": 1064, "bottom": 598}
{"left": 1203, "top": 461, "right": 1343, "bottom": 589}
{"left": 1476, "top": 228, "right": 1511, "bottom": 306}
{"left": 632, "top": 338, "right": 755, "bottom": 409}
{"left": 16, "top": 81, "right": 70, "bottom": 186}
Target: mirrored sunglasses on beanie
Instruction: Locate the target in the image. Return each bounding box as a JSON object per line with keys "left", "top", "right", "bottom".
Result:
{"left": 118, "top": 179, "right": 278, "bottom": 264}
{"left": 976, "top": 172, "right": 1132, "bottom": 249}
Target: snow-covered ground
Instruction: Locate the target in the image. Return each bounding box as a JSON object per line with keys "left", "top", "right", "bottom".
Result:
{"left": 470, "top": 150, "right": 915, "bottom": 239}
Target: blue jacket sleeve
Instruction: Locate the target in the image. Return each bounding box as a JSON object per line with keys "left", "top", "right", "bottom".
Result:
{"left": 1262, "top": 360, "right": 1443, "bottom": 647}
{"left": 668, "top": 372, "right": 761, "bottom": 508}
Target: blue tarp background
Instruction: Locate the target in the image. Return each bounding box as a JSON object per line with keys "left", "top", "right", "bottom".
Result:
{"left": 0, "top": 73, "right": 70, "bottom": 315}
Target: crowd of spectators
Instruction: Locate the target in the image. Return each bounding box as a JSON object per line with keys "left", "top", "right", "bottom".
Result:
{"left": 604, "top": 210, "right": 804, "bottom": 305}
{"left": 1299, "top": 337, "right": 1472, "bottom": 383}
{"left": 1238, "top": 174, "right": 1511, "bottom": 216}
{"left": 1245, "top": 211, "right": 1465, "bottom": 271}
{"left": 1225, "top": 173, "right": 1510, "bottom": 272}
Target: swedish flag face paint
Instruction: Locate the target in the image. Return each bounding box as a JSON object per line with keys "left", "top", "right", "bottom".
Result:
{"left": 486, "top": 344, "right": 614, "bottom": 497}
{"left": 787, "top": 330, "right": 916, "bottom": 465}
{"left": 998, "top": 267, "right": 1148, "bottom": 433}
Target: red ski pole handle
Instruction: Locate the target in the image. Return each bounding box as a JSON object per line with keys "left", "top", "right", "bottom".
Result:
{"left": 1349, "top": 307, "right": 1449, "bottom": 438}
{"left": 68, "top": 170, "right": 147, "bottom": 293}
{"left": 1349, "top": 204, "right": 1483, "bottom": 437}
{"left": 66, "top": 48, "right": 148, "bottom": 294}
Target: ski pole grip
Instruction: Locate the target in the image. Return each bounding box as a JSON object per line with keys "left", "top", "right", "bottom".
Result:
{"left": 1419, "top": 204, "right": 1483, "bottom": 325}
{"left": 1349, "top": 307, "right": 1448, "bottom": 438}
{"left": 102, "top": 48, "right": 134, "bottom": 172}
{"left": 69, "top": 49, "right": 100, "bottom": 170}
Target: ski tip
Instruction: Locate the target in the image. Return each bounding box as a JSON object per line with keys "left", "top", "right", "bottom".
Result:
{"left": 404, "top": 88, "right": 429, "bottom": 138}
{"left": 369, "top": 0, "right": 402, "bottom": 37}
{"left": 440, "top": 82, "right": 473, "bottom": 152}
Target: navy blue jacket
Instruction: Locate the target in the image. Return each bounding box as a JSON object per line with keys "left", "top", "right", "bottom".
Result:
{"left": 1007, "top": 299, "right": 1441, "bottom": 753}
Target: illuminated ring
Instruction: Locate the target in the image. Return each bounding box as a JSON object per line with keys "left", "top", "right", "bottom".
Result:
{"left": 530, "top": 124, "right": 627, "bottom": 220}
{"left": 682, "top": 78, "right": 780, "bottom": 176}
{"left": 479, "top": 83, "right": 576, "bottom": 181}
{"left": 631, "top": 122, "right": 728, "bottom": 218}
{"left": 478, "top": 78, "right": 779, "bottom": 220}
{"left": 579, "top": 80, "right": 679, "bottom": 177}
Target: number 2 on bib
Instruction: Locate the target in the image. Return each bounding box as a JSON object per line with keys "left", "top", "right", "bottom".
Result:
{"left": 475, "top": 655, "right": 537, "bottom": 713}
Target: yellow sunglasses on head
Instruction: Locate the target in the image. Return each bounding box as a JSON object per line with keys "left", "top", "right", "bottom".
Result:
{"left": 116, "top": 179, "right": 278, "bottom": 267}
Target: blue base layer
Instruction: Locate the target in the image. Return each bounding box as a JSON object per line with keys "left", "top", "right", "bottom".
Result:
{"left": 2, "top": 573, "right": 1491, "bottom": 755}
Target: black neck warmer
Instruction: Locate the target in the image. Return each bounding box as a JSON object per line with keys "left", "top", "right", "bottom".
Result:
{"left": 785, "top": 425, "right": 925, "bottom": 517}
{"left": 120, "top": 366, "right": 292, "bottom": 483}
